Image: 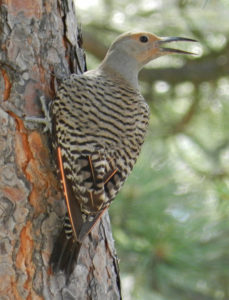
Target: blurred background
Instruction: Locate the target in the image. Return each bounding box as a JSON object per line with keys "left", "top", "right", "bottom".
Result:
{"left": 76, "top": 1, "right": 229, "bottom": 299}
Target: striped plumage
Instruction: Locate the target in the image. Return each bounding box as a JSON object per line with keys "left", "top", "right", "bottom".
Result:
{"left": 52, "top": 72, "right": 149, "bottom": 213}
{"left": 49, "top": 31, "right": 196, "bottom": 279}
{"left": 50, "top": 71, "right": 149, "bottom": 277}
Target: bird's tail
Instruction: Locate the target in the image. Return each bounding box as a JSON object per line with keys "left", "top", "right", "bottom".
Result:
{"left": 50, "top": 226, "right": 82, "bottom": 281}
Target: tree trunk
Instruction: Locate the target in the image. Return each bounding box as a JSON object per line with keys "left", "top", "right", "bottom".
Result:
{"left": 0, "top": 0, "right": 121, "bottom": 299}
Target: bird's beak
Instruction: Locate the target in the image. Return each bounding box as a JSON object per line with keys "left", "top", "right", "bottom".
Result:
{"left": 158, "top": 36, "right": 197, "bottom": 55}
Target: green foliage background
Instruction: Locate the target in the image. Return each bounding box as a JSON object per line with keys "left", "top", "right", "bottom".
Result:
{"left": 77, "top": 1, "right": 229, "bottom": 299}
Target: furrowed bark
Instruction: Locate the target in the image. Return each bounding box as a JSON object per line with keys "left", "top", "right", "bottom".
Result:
{"left": 0, "top": 0, "right": 121, "bottom": 299}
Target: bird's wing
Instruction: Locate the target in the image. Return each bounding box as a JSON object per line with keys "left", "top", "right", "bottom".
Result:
{"left": 56, "top": 145, "right": 118, "bottom": 242}
{"left": 51, "top": 74, "right": 147, "bottom": 242}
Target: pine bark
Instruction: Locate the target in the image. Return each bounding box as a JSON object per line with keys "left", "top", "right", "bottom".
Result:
{"left": 0, "top": 0, "right": 121, "bottom": 299}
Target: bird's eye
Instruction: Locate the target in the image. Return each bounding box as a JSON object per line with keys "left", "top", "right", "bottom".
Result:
{"left": 139, "top": 36, "right": 149, "bottom": 43}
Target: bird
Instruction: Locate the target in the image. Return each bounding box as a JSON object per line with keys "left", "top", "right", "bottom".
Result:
{"left": 49, "top": 31, "right": 196, "bottom": 280}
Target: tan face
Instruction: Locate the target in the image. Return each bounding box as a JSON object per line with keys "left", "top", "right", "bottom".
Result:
{"left": 128, "top": 33, "right": 162, "bottom": 64}
{"left": 111, "top": 32, "right": 162, "bottom": 66}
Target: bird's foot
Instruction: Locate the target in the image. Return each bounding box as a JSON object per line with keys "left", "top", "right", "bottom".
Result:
{"left": 24, "top": 96, "right": 52, "bottom": 133}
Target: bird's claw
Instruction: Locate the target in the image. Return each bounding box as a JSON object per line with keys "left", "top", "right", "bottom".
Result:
{"left": 24, "top": 96, "right": 52, "bottom": 133}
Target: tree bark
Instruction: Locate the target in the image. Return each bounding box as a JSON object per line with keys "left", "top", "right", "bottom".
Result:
{"left": 0, "top": 0, "right": 121, "bottom": 299}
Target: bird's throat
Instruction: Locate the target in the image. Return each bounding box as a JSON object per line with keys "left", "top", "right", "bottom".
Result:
{"left": 98, "top": 49, "right": 140, "bottom": 90}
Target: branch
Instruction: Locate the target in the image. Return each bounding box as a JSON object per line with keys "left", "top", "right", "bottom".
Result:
{"left": 83, "top": 30, "right": 229, "bottom": 85}
{"left": 170, "top": 86, "right": 200, "bottom": 134}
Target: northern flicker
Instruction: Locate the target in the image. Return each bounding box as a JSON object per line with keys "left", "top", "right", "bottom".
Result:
{"left": 49, "top": 31, "right": 196, "bottom": 279}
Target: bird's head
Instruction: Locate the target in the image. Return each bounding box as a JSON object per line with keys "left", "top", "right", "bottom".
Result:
{"left": 108, "top": 32, "right": 197, "bottom": 68}
{"left": 98, "top": 31, "right": 197, "bottom": 88}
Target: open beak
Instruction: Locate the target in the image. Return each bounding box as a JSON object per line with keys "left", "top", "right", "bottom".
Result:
{"left": 158, "top": 36, "right": 197, "bottom": 55}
